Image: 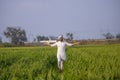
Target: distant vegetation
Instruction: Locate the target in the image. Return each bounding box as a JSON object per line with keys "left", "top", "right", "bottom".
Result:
{"left": 0, "top": 26, "right": 120, "bottom": 47}
{"left": 3, "top": 27, "right": 27, "bottom": 45}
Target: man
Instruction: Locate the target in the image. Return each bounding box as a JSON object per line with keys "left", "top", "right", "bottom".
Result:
{"left": 48, "top": 35, "right": 79, "bottom": 72}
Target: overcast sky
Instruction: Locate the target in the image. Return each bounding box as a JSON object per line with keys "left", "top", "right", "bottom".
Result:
{"left": 0, "top": 0, "right": 120, "bottom": 41}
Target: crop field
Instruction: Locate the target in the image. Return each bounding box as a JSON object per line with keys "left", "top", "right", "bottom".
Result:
{"left": 0, "top": 44, "right": 120, "bottom": 80}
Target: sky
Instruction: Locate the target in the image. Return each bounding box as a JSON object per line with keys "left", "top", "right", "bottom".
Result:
{"left": 0, "top": 0, "right": 120, "bottom": 42}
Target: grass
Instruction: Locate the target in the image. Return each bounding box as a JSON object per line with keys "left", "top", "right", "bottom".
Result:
{"left": 0, "top": 44, "right": 120, "bottom": 80}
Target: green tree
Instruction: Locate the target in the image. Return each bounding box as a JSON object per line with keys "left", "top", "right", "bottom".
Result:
{"left": 37, "top": 35, "right": 49, "bottom": 42}
{"left": 116, "top": 33, "right": 120, "bottom": 39}
{"left": 103, "top": 32, "right": 114, "bottom": 39}
{"left": 4, "top": 27, "right": 27, "bottom": 44}
{"left": 66, "top": 32, "right": 73, "bottom": 41}
{"left": 0, "top": 36, "right": 2, "bottom": 43}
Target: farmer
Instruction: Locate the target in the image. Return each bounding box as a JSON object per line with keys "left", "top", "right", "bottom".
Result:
{"left": 48, "top": 35, "right": 79, "bottom": 72}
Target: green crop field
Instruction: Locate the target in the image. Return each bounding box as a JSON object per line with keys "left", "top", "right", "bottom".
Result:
{"left": 0, "top": 44, "right": 120, "bottom": 80}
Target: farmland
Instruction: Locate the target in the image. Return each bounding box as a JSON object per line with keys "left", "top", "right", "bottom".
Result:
{"left": 0, "top": 44, "right": 120, "bottom": 80}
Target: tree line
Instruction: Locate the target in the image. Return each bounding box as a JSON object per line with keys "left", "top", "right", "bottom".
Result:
{"left": 0, "top": 27, "right": 74, "bottom": 45}
{"left": 103, "top": 32, "right": 120, "bottom": 39}
{"left": 0, "top": 27, "right": 120, "bottom": 45}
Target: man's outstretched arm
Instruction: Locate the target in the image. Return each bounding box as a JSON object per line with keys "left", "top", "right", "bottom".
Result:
{"left": 46, "top": 41, "right": 57, "bottom": 47}
{"left": 72, "top": 42, "right": 80, "bottom": 45}
{"left": 66, "top": 42, "right": 80, "bottom": 46}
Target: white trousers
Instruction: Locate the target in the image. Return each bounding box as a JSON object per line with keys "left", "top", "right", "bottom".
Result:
{"left": 58, "top": 58, "right": 64, "bottom": 70}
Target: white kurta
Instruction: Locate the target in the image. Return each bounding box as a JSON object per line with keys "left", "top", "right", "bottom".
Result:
{"left": 51, "top": 41, "right": 73, "bottom": 61}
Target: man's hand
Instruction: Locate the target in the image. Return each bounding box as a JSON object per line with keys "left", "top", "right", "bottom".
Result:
{"left": 46, "top": 41, "right": 51, "bottom": 46}
{"left": 73, "top": 42, "right": 80, "bottom": 45}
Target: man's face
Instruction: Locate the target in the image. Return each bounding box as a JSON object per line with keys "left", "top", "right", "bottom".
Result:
{"left": 59, "top": 37, "right": 63, "bottom": 41}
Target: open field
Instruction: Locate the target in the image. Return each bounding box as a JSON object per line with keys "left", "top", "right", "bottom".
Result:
{"left": 0, "top": 44, "right": 120, "bottom": 80}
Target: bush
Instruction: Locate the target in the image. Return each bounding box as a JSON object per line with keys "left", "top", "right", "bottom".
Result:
{"left": 2, "top": 43, "right": 12, "bottom": 47}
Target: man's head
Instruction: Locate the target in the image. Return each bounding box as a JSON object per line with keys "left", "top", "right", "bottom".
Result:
{"left": 58, "top": 35, "right": 63, "bottom": 41}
